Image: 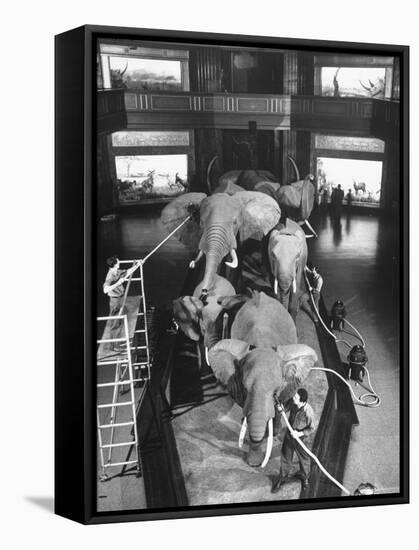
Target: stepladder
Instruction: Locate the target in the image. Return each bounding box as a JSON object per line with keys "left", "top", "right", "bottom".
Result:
{"left": 96, "top": 217, "right": 191, "bottom": 482}
{"left": 96, "top": 260, "right": 152, "bottom": 481}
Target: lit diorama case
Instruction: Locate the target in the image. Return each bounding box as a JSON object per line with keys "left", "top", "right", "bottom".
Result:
{"left": 55, "top": 25, "right": 409, "bottom": 524}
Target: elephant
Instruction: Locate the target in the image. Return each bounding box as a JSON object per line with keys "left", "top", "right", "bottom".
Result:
{"left": 208, "top": 291, "right": 317, "bottom": 467}
{"left": 268, "top": 218, "right": 308, "bottom": 320}
{"left": 161, "top": 191, "right": 281, "bottom": 297}
{"left": 172, "top": 274, "right": 236, "bottom": 350}
{"left": 207, "top": 155, "right": 317, "bottom": 236}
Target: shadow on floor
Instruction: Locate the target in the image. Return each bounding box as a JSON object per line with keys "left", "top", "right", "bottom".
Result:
{"left": 25, "top": 496, "right": 54, "bottom": 513}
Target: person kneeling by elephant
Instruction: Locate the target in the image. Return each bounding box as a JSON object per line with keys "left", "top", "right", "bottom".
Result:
{"left": 272, "top": 388, "right": 316, "bottom": 493}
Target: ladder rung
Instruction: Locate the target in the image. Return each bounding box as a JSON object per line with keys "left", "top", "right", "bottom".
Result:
{"left": 97, "top": 315, "right": 125, "bottom": 321}
{"left": 129, "top": 277, "right": 142, "bottom": 281}
{"left": 97, "top": 359, "right": 129, "bottom": 365}
{"left": 137, "top": 312, "right": 144, "bottom": 316}
{"left": 97, "top": 381, "right": 134, "bottom": 388}
{"left": 102, "top": 441, "right": 136, "bottom": 448}
{"left": 132, "top": 378, "right": 148, "bottom": 383}
{"left": 104, "top": 460, "right": 138, "bottom": 467}
{"left": 133, "top": 362, "right": 149, "bottom": 367}
{"left": 134, "top": 329, "right": 146, "bottom": 333}
{"left": 135, "top": 346, "right": 148, "bottom": 350}
{"left": 97, "top": 337, "right": 127, "bottom": 344}
{"left": 99, "top": 421, "right": 135, "bottom": 429}
{"left": 97, "top": 401, "right": 134, "bottom": 408}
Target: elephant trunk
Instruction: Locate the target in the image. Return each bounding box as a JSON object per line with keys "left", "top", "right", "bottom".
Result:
{"left": 277, "top": 274, "right": 295, "bottom": 310}
{"left": 246, "top": 407, "right": 275, "bottom": 467}
{"left": 247, "top": 410, "right": 271, "bottom": 445}
{"left": 200, "top": 224, "right": 234, "bottom": 294}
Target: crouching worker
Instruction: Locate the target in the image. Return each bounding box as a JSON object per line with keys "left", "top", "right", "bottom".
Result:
{"left": 103, "top": 256, "right": 139, "bottom": 351}
{"left": 271, "top": 389, "right": 316, "bottom": 493}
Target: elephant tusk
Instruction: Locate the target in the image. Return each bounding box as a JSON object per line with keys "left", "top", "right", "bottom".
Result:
{"left": 293, "top": 277, "right": 297, "bottom": 294}
{"left": 274, "top": 278, "right": 278, "bottom": 295}
{"left": 206, "top": 154, "right": 218, "bottom": 194}
{"left": 189, "top": 250, "right": 203, "bottom": 269}
{"left": 222, "top": 312, "right": 229, "bottom": 339}
{"left": 304, "top": 219, "right": 318, "bottom": 238}
{"left": 205, "top": 346, "right": 210, "bottom": 366}
{"left": 261, "top": 418, "right": 274, "bottom": 468}
{"left": 287, "top": 155, "right": 300, "bottom": 181}
{"left": 225, "top": 248, "right": 238, "bottom": 269}
{"left": 238, "top": 417, "right": 247, "bottom": 448}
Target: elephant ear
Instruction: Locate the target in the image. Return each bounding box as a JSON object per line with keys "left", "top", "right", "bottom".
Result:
{"left": 275, "top": 344, "right": 318, "bottom": 403}
{"left": 161, "top": 192, "right": 206, "bottom": 251}
{"left": 172, "top": 296, "right": 203, "bottom": 341}
{"left": 208, "top": 338, "right": 249, "bottom": 386}
{"left": 276, "top": 176, "right": 315, "bottom": 221}
{"left": 235, "top": 191, "right": 281, "bottom": 241}
{"left": 300, "top": 175, "right": 315, "bottom": 220}
{"left": 276, "top": 183, "right": 302, "bottom": 210}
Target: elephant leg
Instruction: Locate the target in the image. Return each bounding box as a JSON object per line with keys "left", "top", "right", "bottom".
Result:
{"left": 288, "top": 293, "right": 298, "bottom": 322}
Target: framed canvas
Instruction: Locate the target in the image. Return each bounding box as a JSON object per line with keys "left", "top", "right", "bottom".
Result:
{"left": 55, "top": 25, "right": 409, "bottom": 524}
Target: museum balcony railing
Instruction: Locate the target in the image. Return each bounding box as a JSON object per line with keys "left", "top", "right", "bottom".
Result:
{"left": 122, "top": 90, "right": 291, "bottom": 130}
{"left": 119, "top": 89, "right": 400, "bottom": 139}
{"left": 291, "top": 95, "right": 400, "bottom": 138}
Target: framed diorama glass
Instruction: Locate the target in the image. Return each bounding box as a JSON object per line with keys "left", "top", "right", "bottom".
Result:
{"left": 55, "top": 25, "right": 409, "bottom": 524}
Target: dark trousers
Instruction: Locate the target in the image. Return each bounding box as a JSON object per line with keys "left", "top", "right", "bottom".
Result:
{"left": 280, "top": 432, "right": 311, "bottom": 480}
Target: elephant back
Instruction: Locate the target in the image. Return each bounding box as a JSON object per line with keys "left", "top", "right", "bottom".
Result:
{"left": 236, "top": 170, "right": 278, "bottom": 190}
{"left": 254, "top": 180, "right": 281, "bottom": 201}
{"left": 231, "top": 291, "right": 297, "bottom": 346}
{"left": 212, "top": 181, "right": 245, "bottom": 195}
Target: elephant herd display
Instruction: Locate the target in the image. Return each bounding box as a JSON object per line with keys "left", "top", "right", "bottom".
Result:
{"left": 161, "top": 161, "right": 319, "bottom": 468}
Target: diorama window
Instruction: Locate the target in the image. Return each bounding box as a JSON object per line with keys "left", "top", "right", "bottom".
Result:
{"left": 99, "top": 43, "right": 190, "bottom": 91}
{"left": 114, "top": 154, "right": 188, "bottom": 203}
{"left": 321, "top": 67, "right": 388, "bottom": 98}
{"left": 112, "top": 131, "right": 190, "bottom": 148}
{"left": 317, "top": 157, "right": 383, "bottom": 207}
{"left": 313, "top": 55, "right": 394, "bottom": 98}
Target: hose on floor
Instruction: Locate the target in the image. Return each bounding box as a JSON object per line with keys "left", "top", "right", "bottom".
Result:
{"left": 303, "top": 271, "right": 380, "bottom": 408}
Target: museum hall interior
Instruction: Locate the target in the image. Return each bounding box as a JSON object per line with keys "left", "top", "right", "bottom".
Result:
{"left": 94, "top": 37, "right": 401, "bottom": 512}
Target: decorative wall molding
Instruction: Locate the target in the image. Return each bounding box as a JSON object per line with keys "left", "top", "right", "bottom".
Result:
{"left": 124, "top": 91, "right": 290, "bottom": 115}
{"left": 122, "top": 91, "right": 290, "bottom": 130}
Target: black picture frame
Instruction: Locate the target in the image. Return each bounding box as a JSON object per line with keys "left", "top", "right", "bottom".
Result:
{"left": 55, "top": 24, "right": 409, "bottom": 525}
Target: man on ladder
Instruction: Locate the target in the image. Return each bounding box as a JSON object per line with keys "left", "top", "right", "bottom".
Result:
{"left": 103, "top": 256, "right": 139, "bottom": 351}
